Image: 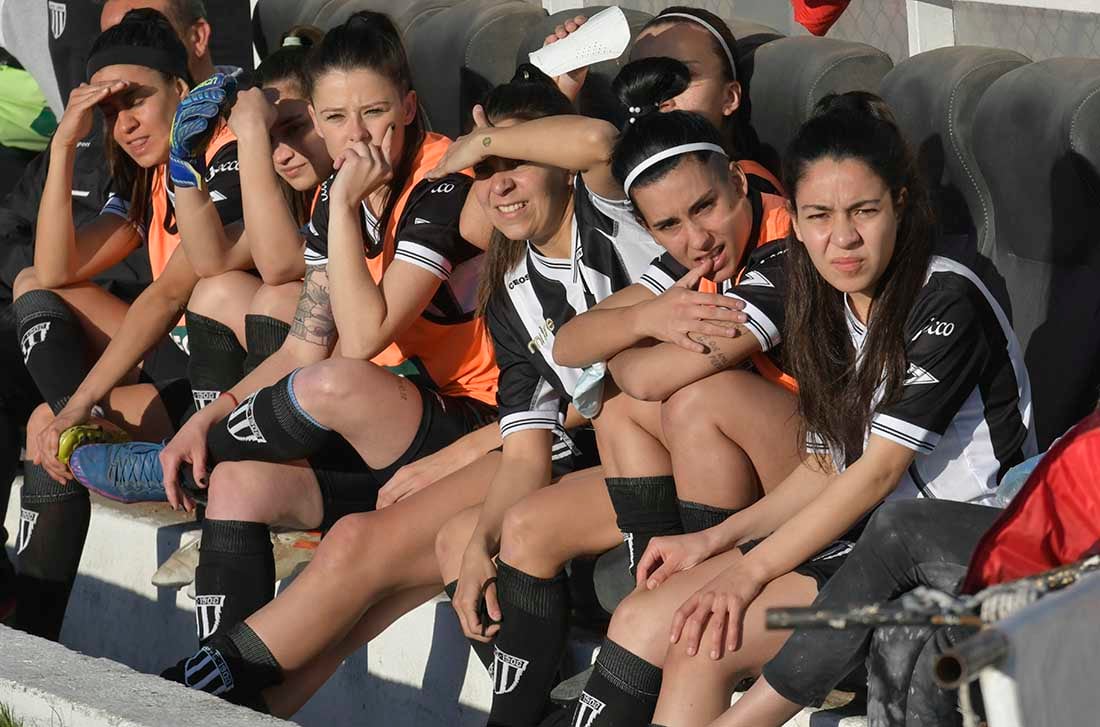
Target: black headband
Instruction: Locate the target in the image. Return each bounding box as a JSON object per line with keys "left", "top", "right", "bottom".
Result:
{"left": 86, "top": 45, "right": 191, "bottom": 84}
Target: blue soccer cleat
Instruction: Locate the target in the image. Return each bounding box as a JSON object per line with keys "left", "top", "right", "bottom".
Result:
{"left": 69, "top": 441, "right": 168, "bottom": 503}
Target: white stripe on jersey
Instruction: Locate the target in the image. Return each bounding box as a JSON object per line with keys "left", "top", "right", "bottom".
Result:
{"left": 395, "top": 240, "right": 452, "bottom": 279}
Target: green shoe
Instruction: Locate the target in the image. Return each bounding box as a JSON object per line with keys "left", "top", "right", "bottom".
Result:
{"left": 57, "top": 424, "right": 130, "bottom": 464}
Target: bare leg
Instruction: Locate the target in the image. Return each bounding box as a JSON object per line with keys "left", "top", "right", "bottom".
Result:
{"left": 707, "top": 676, "right": 803, "bottom": 727}
{"left": 204, "top": 460, "right": 325, "bottom": 530}
{"left": 244, "top": 452, "right": 500, "bottom": 671}
{"left": 593, "top": 386, "right": 670, "bottom": 477}
{"left": 248, "top": 281, "right": 301, "bottom": 323}
{"left": 187, "top": 271, "right": 263, "bottom": 344}
{"left": 663, "top": 370, "right": 801, "bottom": 509}
{"left": 651, "top": 570, "right": 816, "bottom": 726}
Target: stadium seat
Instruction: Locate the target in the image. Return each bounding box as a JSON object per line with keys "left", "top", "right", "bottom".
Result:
{"left": 406, "top": 0, "right": 547, "bottom": 139}
{"left": 744, "top": 36, "right": 894, "bottom": 178}
{"left": 972, "top": 58, "right": 1100, "bottom": 448}
{"left": 880, "top": 46, "right": 1030, "bottom": 252}
{"left": 515, "top": 6, "right": 654, "bottom": 125}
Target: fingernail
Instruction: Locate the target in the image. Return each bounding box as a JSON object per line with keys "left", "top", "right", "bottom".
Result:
{"left": 711, "top": 650, "right": 719, "bottom": 659}
{"left": 687, "top": 647, "right": 696, "bottom": 656}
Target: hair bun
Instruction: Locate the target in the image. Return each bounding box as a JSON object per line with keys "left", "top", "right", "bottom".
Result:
{"left": 511, "top": 62, "right": 557, "bottom": 88}
{"left": 613, "top": 56, "right": 690, "bottom": 125}
{"left": 813, "top": 91, "right": 898, "bottom": 126}
{"left": 280, "top": 24, "right": 322, "bottom": 50}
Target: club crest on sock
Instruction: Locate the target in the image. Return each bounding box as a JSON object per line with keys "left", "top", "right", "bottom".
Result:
{"left": 192, "top": 390, "right": 221, "bottom": 411}
{"left": 622, "top": 532, "right": 636, "bottom": 571}
{"left": 226, "top": 392, "right": 267, "bottom": 443}
{"left": 183, "top": 645, "right": 234, "bottom": 695}
{"left": 489, "top": 645, "right": 529, "bottom": 695}
{"left": 20, "top": 322, "right": 51, "bottom": 364}
{"left": 16, "top": 509, "right": 38, "bottom": 554}
{"left": 195, "top": 594, "right": 226, "bottom": 641}
{"left": 573, "top": 691, "right": 607, "bottom": 727}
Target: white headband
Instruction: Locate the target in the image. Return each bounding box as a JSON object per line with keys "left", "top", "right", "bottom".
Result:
{"left": 623, "top": 142, "right": 727, "bottom": 195}
{"left": 658, "top": 12, "right": 737, "bottom": 81}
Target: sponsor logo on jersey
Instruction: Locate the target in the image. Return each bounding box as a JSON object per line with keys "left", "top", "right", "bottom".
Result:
{"left": 911, "top": 317, "right": 955, "bottom": 342}
{"left": 17, "top": 509, "right": 38, "bottom": 554}
{"left": 20, "top": 321, "right": 51, "bottom": 364}
{"left": 489, "top": 646, "right": 529, "bottom": 695}
{"left": 206, "top": 160, "right": 240, "bottom": 182}
{"left": 320, "top": 180, "right": 331, "bottom": 203}
{"left": 739, "top": 270, "right": 774, "bottom": 288}
{"left": 573, "top": 692, "right": 607, "bottom": 727}
{"left": 226, "top": 392, "right": 267, "bottom": 443}
{"left": 527, "top": 318, "right": 555, "bottom": 353}
{"left": 413, "top": 217, "right": 432, "bottom": 225}
{"left": 903, "top": 363, "right": 940, "bottom": 386}
{"left": 48, "top": 1, "right": 66, "bottom": 39}
{"left": 431, "top": 182, "right": 456, "bottom": 194}
{"left": 192, "top": 390, "right": 221, "bottom": 411}
{"left": 184, "top": 645, "right": 234, "bottom": 694}
{"left": 194, "top": 594, "right": 226, "bottom": 641}
{"left": 507, "top": 274, "right": 529, "bottom": 290}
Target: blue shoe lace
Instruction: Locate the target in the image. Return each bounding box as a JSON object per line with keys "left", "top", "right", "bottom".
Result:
{"left": 106, "top": 447, "right": 163, "bottom": 495}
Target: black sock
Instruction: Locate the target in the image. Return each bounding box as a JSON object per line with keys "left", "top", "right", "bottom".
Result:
{"left": 677, "top": 500, "right": 740, "bottom": 534}
{"left": 205, "top": 369, "right": 331, "bottom": 464}
{"left": 444, "top": 579, "right": 495, "bottom": 672}
{"left": 168, "top": 622, "right": 282, "bottom": 704}
{"left": 194, "top": 519, "right": 274, "bottom": 643}
{"left": 573, "top": 639, "right": 662, "bottom": 727}
{"left": 13, "top": 290, "right": 89, "bottom": 413}
{"left": 185, "top": 310, "right": 246, "bottom": 411}
{"left": 604, "top": 476, "right": 682, "bottom": 576}
{"left": 243, "top": 314, "right": 289, "bottom": 375}
{"left": 13, "top": 463, "right": 90, "bottom": 640}
{"left": 487, "top": 561, "right": 570, "bottom": 727}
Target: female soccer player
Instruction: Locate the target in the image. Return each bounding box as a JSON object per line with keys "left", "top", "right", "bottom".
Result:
{"left": 592, "top": 92, "right": 1034, "bottom": 727}
{"left": 10, "top": 8, "right": 244, "bottom": 640}
{"left": 160, "top": 64, "right": 661, "bottom": 718}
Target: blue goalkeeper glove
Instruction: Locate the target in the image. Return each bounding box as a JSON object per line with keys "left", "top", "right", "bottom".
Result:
{"left": 169, "top": 72, "right": 237, "bottom": 189}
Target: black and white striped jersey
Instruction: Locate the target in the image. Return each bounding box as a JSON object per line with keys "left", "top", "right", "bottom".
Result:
{"left": 487, "top": 176, "right": 663, "bottom": 457}
{"left": 808, "top": 255, "right": 1036, "bottom": 504}
{"left": 302, "top": 173, "right": 484, "bottom": 322}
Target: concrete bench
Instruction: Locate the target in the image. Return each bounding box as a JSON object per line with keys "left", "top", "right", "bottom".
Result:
{"left": 3, "top": 477, "right": 864, "bottom": 726}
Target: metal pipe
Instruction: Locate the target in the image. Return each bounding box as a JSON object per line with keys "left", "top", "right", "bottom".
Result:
{"left": 934, "top": 628, "right": 1010, "bottom": 688}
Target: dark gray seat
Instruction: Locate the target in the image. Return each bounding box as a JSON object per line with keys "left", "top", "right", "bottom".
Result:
{"left": 406, "top": 0, "right": 547, "bottom": 138}
{"left": 515, "top": 6, "right": 653, "bottom": 125}
{"left": 880, "top": 46, "right": 1030, "bottom": 253}
{"left": 972, "top": 58, "right": 1100, "bottom": 447}
{"left": 744, "top": 36, "right": 894, "bottom": 177}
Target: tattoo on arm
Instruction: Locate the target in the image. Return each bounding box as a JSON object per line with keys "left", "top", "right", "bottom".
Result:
{"left": 691, "top": 333, "right": 734, "bottom": 372}
{"left": 482, "top": 135, "right": 491, "bottom": 147}
{"left": 290, "top": 265, "right": 337, "bottom": 347}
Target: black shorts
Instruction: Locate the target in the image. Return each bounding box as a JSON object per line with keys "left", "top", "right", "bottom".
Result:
{"left": 738, "top": 538, "right": 854, "bottom": 590}
{"left": 309, "top": 384, "right": 497, "bottom": 529}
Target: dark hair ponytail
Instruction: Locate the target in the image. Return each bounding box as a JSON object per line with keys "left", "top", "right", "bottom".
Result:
{"left": 477, "top": 64, "right": 574, "bottom": 315}
{"left": 781, "top": 91, "right": 934, "bottom": 466}
{"left": 613, "top": 56, "right": 690, "bottom": 121}
{"left": 610, "top": 109, "right": 726, "bottom": 206}
{"left": 307, "top": 11, "right": 424, "bottom": 241}
{"left": 90, "top": 8, "right": 192, "bottom": 229}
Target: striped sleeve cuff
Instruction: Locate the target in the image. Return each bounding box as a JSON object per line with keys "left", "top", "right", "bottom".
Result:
{"left": 500, "top": 411, "right": 562, "bottom": 438}
{"left": 638, "top": 263, "right": 676, "bottom": 296}
{"left": 727, "top": 295, "right": 781, "bottom": 352}
{"left": 100, "top": 195, "right": 147, "bottom": 239}
{"left": 870, "top": 413, "right": 939, "bottom": 453}
{"left": 395, "top": 241, "right": 452, "bottom": 280}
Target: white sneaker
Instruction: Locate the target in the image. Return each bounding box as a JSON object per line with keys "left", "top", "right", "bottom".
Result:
{"left": 152, "top": 530, "right": 202, "bottom": 588}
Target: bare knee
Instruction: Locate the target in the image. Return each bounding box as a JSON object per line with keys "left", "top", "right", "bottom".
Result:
{"left": 313, "top": 513, "right": 377, "bottom": 575}
{"left": 13, "top": 266, "right": 43, "bottom": 299}
{"left": 498, "top": 497, "right": 563, "bottom": 571}
{"left": 292, "top": 359, "right": 374, "bottom": 414}
{"left": 187, "top": 271, "right": 259, "bottom": 320}
{"left": 606, "top": 588, "right": 676, "bottom": 665}
{"left": 662, "top": 626, "right": 757, "bottom": 687}
{"left": 248, "top": 282, "right": 300, "bottom": 322}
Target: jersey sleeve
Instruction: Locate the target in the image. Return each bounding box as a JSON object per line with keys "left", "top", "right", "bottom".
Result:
{"left": 725, "top": 243, "right": 788, "bottom": 353}
{"left": 203, "top": 142, "right": 243, "bottom": 226}
{"left": 393, "top": 175, "right": 480, "bottom": 280}
{"left": 98, "top": 179, "right": 147, "bottom": 240}
{"left": 487, "top": 296, "right": 567, "bottom": 439}
{"left": 871, "top": 289, "right": 988, "bottom": 454}
{"left": 302, "top": 176, "right": 334, "bottom": 267}
{"left": 638, "top": 251, "right": 688, "bottom": 295}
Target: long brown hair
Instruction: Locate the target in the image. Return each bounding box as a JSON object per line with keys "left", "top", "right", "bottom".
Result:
{"left": 781, "top": 92, "right": 934, "bottom": 466}
{"left": 306, "top": 11, "right": 424, "bottom": 240}
{"left": 475, "top": 65, "right": 574, "bottom": 315}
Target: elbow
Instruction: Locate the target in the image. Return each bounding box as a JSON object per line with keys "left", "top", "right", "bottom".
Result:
{"left": 191, "top": 257, "right": 233, "bottom": 279}
{"left": 257, "top": 261, "right": 304, "bottom": 287}
{"left": 30, "top": 269, "right": 67, "bottom": 291}
{"left": 587, "top": 121, "right": 618, "bottom": 166}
